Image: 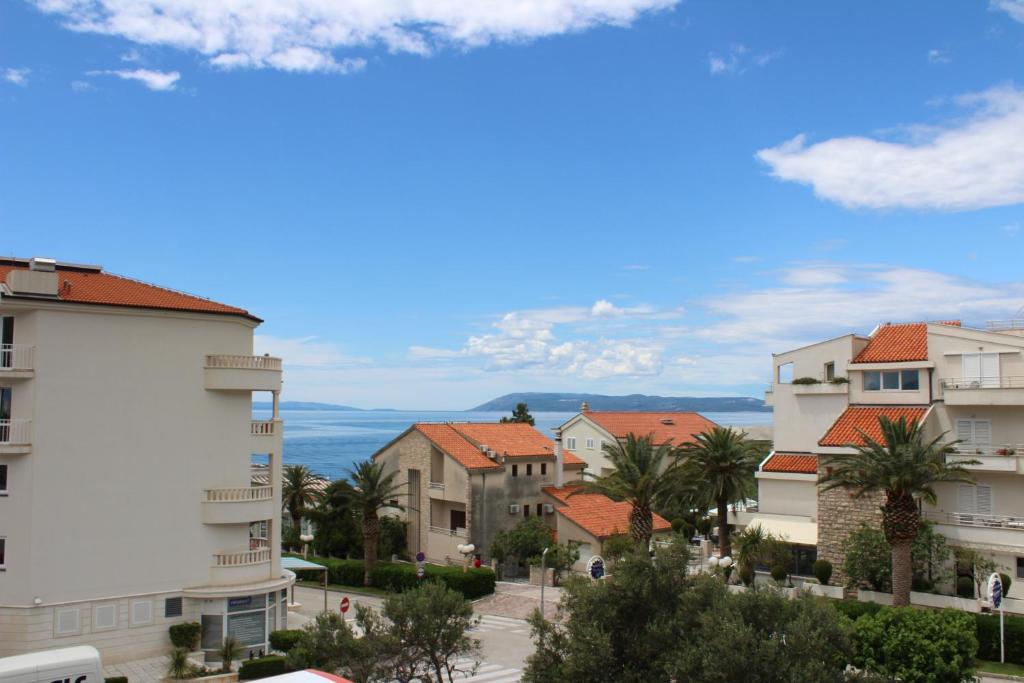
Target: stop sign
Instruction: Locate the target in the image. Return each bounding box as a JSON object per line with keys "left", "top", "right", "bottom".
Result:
{"left": 340, "top": 597, "right": 350, "bottom": 614}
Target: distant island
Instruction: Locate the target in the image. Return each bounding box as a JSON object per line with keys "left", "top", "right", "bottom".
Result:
{"left": 252, "top": 401, "right": 367, "bottom": 411}
{"left": 470, "top": 392, "right": 770, "bottom": 413}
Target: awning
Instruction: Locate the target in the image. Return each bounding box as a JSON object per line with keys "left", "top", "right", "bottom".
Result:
{"left": 281, "top": 557, "right": 327, "bottom": 572}
{"left": 744, "top": 515, "right": 818, "bottom": 546}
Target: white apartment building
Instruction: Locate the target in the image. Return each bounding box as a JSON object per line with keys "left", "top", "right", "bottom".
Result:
{"left": 748, "top": 319, "right": 1024, "bottom": 592}
{"left": 0, "top": 257, "right": 291, "bottom": 663}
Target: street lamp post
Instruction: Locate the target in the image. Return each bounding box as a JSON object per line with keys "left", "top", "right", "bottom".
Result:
{"left": 540, "top": 547, "right": 550, "bottom": 616}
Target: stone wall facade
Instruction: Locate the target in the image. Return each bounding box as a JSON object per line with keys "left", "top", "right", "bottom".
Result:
{"left": 816, "top": 458, "right": 884, "bottom": 586}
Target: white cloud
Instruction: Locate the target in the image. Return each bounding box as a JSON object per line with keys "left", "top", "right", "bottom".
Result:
{"left": 1005, "top": 222, "right": 1021, "bottom": 237}
{"left": 757, "top": 83, "right": 1024, "bottom": 211}
{"left": 70, "top": 79, "right": 94, "bottom": 92}
{"left": 927, "top": 48, "right": 950, "bottom": 64}
{"left": 992, "top": 0, "right": 1024, "bottom": 22}
{"left": 32, "top": 0, "right": 678, "bottom": 74}
{"left": 3, "top": 68, "right": 30, "bottom": 86}
{"left": 708, "top": 44, "right": 780, "bottom": 76}
{"left": 254, "top": 335, "right": 371, "bottom": 367}
{"left": 87, "top": 68, "right": 180, "bottom": 90}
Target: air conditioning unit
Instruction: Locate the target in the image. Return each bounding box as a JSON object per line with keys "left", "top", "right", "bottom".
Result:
{"left": 508, "top": 504, "right": 521, "bottom": 515}
{"left": 478, "top": 444, "right": 489, "bottom": 452}
{"left": 487, "top": 449, "right": 497, "bottom": 459}
{"left": 543, "top": 504, "right": 554, "bottom": 515}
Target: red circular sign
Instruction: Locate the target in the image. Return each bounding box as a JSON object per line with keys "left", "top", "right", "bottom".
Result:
{"left": 340, "top": 597, "right": 350, "bottom": 614}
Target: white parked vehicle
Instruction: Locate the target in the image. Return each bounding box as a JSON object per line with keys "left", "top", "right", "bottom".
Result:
{"left": 0, "top": 646, "right": 103, "bottom": 683}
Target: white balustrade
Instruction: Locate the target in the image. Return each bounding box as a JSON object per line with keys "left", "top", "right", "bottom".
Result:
{"left": 204, "top": 486, "right": 273, "bottom": 503}
{"left": 924, "top": 511, "right": 1024, "bottom": 529}
{"left": 0, "top": 419, "right": 31, "bottom": 445}
{"left": 205, "top": 354, "right": 282, "bottom": 371}
{"left": 942, "top": 376, "right": 1024, "bottom": 390}
{"left": 251, "top": 420, "right": 277, "bottom": 436}
{"left": 0, "top": 344, "right": 33, "bottom": 371}
{"left": 213, "top": 548, "right": 271, "bottom": 566}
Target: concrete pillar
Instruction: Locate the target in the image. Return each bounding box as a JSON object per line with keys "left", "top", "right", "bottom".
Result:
{"left": 554, "top": 428, "right": 564, "bottom": 488}
{"left": 269, "top": 450, "right": 283, "bottom": 579}
{"left": 271, "top": 391, "right": 280, "bottom": 420}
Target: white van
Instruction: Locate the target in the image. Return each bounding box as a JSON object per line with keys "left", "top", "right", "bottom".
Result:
{"left": 0, "top": 646, "right": 103, "bottom": 683}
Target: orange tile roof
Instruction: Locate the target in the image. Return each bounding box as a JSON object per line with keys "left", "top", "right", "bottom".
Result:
{"left": 584, "top": 411, "right": 718, "bottom": 445}
{"left": 0, "top": 261, "right": 257, "bottom": 320}
{"left": 412, "top": 422, "right": 585, "bottom": 471}
{"left": 543, "top": 485, "right": 672, "bottom": 540}
{"left": 761, "top": 452, "right": 818, "bottom": 474}
{"left": 818, "top": 406, "right": 929, "bottom": 447}
{"left": 851, "top": 321, "right": 960, "bottom": 364}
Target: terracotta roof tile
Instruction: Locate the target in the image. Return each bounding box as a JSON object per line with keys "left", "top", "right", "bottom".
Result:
{"left": 851, "top": 321, "right": 960, "bottom": 364}
{"left": 818, "top": 406, "right": 929, "bottom": 447}
{"left": 0, "top": 262, "right": 256, "bottom": 320}
{"left": 413, "top": 422, "right": 585, "bottom": 470}
{"left": 543, "top": 485, "right": 672, "bottom": 540}
{"left": 584, "top": 411, "right": 717, "bottom": 445}
{"left": 761, "top": 452, "right": 818, "bottom": 474}
{"left": 413, "top": 424, "right": 502, "bottom": 471}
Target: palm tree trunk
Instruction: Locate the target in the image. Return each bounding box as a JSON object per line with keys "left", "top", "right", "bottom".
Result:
{"left": 363, "top": 511, "right": 380, "bottom": 586}
{"left": 290, "top": 511, "right": 301, "bottom": 550}
{"left": 891, "top": 539, "right": 913, "bottom": 606}
{"left": 717, "top": 498, "right": 731, "bottom": 558}
{"left": 629, "top": 503, "right": 653, "bottom": 549}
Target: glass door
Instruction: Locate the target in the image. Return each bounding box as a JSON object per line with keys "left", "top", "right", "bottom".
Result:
{"left": 0, "top": 317, "right": 11, "bottom": 369}
{"left": 0, "top": 387, "right": 10, "bottom": 442}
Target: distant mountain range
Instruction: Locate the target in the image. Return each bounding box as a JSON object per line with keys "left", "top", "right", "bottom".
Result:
{"left": 252, "top": 401, "right": 367, "bottom": 411}
{"left": 470, "top": 392, "right": 770, "bottom": 413}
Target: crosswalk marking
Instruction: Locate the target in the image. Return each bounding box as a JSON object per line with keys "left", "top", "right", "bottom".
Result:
{"left": 470, "top": 614, "right": 531, "bottom": 635}
{"left": 388, "top": 657, "right": 521, "bottom": 683}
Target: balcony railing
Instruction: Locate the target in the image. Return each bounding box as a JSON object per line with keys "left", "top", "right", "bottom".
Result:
{"left": 206, "top": 354, "right": 282, "bottom": 371}
{"left": 428, "top": 526, "right": 467, "bottom": 538}
{"left": 941, "top": 376, "right": 1024, "bottom": 390}
{"left": 0, "top": 419, "right": 31, "bottom": 445}
{"left": 0, "top": 344, "right": 33, "bottom": 371}
{"left": 205, "top": 486, "right": 273, "bottom": 503}
{"left": 428, "top": 481, "right": 445, "bottom": 491}
{"left": 987, "top": 320, "right": 1024, "bottom": 331}
{"left": 950, "top": 444, "right": 1024, "bottom": 457}
{"left": 924, "top": 511, "right": 1024, "bottom": 530}
{"left": 214, "top": 548, "right": 271, "bottom": 566}
{"left": 251, "top": 420, "right": 278, "bottom": 436}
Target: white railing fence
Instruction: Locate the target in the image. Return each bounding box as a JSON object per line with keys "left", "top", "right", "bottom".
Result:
{"left": 0, "top": 344, "right": 33, "bottom": 370}
{"left": 950, "top": 444, "right": 1024, "bottom": 457}
{"left": 214, "top": 548, "right": 271, "bottom": 566}
{"left": 941, "top": 376, "right": 1024, "bottom": 390}
{"left": 428, "top": 481, "right": 445, "bottom": 491}
{"left": 0, "top": 419, "right": 31, "bottom": 445}
{"left": 250, "top": 420, "right": 278, "bottom": 436}
{"left": 205, "top": 354, "right": 282, "bottom": 371}
{"left": 204, "top": 486, "right": 273, "bottom": 503}
{"left": 428, "top": 526, "right": 467, "bottom": 538}
{"left": 924, "top": 510, "right": 1024, "bottom": 529}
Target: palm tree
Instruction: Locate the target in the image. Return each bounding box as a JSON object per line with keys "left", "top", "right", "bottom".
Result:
{"left": 733, "top": 523, "right": 768, "bottom": 586}
{"left": 677, "top": 427, "right": 759, "bottom": 559}
{"left": 345, "top": 459, "right": 405, "bottom": 586}
{"left": 819, "top": 416, "right": 975, "bottom": 606}
{"left": 570, "top": 433, "right": 679, "bottom": 548}
{"left": 282, "top": 464, "right": 323, "bottom": 545}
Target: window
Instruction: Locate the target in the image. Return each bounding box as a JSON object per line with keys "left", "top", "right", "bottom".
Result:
{"left": 957, "top": 484, "right": 993, "bottom": 517}
{"left": 95, "top": 604, "right": 117, "bottom": 630}
{"left": 511, "top": 464, "right": 518, "bottom": 477}
{"left": 600, "top": 439, "right": 607, "bottom": 449}
{"left": 523, "top": 504, "right": 530, "bottom": 518}
{"left": 526, "top": 464, "right": 533, "bottom": 476}
{"left": 55, "top": 608, "right": 80, "bottom": 636}
{"left": 586, "top": 438, "right": 594, "bottom": 450}
{"left": 1018, "top": 557, "right": 1024, "bottom": 580}
{"left": 824, "top": 362, "right": 835, "bottom": 381}
{"left": 0, "top": 317, "right": 12, "bottom": 369}
{"left": 0, "top": 464, "right": 6, "bottom": 494}
{"left": 540, "top": 463, "right": 547, "bottom": 476}
{"left": 956, "top": 419, "right": 992, "bottom": 450}
{"left": 566, "top": 437, "right": 577, "bottom": 450}
{"left": 777, "top": 362, "right": 794, "bottom": 383}
{"left": 864, "top": 369, "right": 919, "bottom": 391}
{"left": 165, "top": 596, "right": 183, "bottom": 618}
{"left": 536, "top": 503, "right": 542, "bottom": 517}
{"left": 963, "top": 353, "right": 999, "bottom": 387}
{"left": 131, "top": 600, "right": 153, "bottom": 627}
{"left": 0, "top": 537, "right": 4, "bottom": 569}
{"left": 450, "top": 510, "right": 466, "bottom": 531}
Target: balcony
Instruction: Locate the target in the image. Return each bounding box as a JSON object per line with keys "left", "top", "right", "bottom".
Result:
{"left": 0, "top": 419, "right": 31, "bottom": 454}
{"left": 202, "top": 486, "right": 275, "bottom": 524}
{"left": 426, "top": 526, "right": 469, "bottom": 563}
{"left": 210, "top": 547, "right": 273, "bottom": 585}
{"left": 947, "top": 444, "right": 1024, "bottom": 473}
{"left": 0, "top": 345, "right": 33, "bottom": 378}
{"left": 204, "top": 354, "right": 282, "bottom": 392}
{"left": 792, "top": 381, "right": 849, "bottom": 396}
{"left": 925, "top": 511, "right": 1024, "bottom": 549}
{"left": 941, "top": 376, "right": 1024, "bottom": 406}
{"left": 428, "top": 481, "right": 445, "bottom": 498}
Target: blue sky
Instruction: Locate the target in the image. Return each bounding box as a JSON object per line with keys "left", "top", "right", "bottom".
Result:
{"left": 3, "top": 0, "right": 1024, "bottom": 409}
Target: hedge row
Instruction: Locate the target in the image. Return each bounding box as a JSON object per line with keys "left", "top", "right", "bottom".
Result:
{"left": 833, "top": 600, "right": 1024, "bottom": 666}
{"left": 105, "top": 677, "right": 128, "bottom": 683}
{"left": 238, "top": 655, "right": 288, "bottom": 680}
{"left": 289, "top": 555, "right": 496, "bottom": 600}
{"left": 269, "top": 629, "right": 303, "bottom": 653}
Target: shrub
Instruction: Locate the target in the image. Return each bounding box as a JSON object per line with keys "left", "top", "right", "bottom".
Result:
{"left": 219, "top": 636, "right": 240, "bottom": 673}
{"left": 238, "top": 655, "right": 288, "bottom": 680}
{"left": 770, "top": 564, "right": 787, "bottom": 585}
{"left": 168, "top": 622, "right": 201, "bottom": 650}
{"left": 738, "top": 564, "right": 754, "bottom": 587}
{"left": 167, "top": 648, "right": 192, "bottom": 680}
{"left": 851, "top": 606, "right": 977, "bottom": 683}
{"left": 269, "top": 629, "right": 303, "bottom": 653}
{"left": 813, "top": 559, "right": 833, "bottom": 586}
{"left": 105, "top": 677, "right": 128, "bottom": 683}
{"left": 792, "top": 376, "right": 821, "bottom": 384}
{"left": 833, "top": 600, "right": 882, "bottom": 622}
{"left": 843, "top": 524, "right": 891, "bottom": 591}
{"left": 294, "top": 555, "right": 495, "bottom": 599}
{"left": 1002, "top": 572, "right": 1013, "bottom": 596}
{"left": 829, "top": 376, "right": 850, "bottom": 384}
{"left": 957, "top": 576, "right": 974, "bottom": 598}
{"left": 976, "top": 613, "right": 1024, "bottom": 664}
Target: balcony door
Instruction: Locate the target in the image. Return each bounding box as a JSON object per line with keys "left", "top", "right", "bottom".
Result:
{"left": 0, "top": 387, "right": 9, "bottom": 442}
{"left": 0, "top": 317, "right": 11, "bottom": 369}
{"left": 956, "top": 419, "right": 991, "bottom": 452}
{"left": 957, "top": 484, "right": 993, "bottom": 520}
{"left": 962, "top": 353, "right": 999, "bottom": 388}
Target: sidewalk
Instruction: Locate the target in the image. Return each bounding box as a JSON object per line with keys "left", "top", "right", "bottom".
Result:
{"left": 473, "top": 581, "right": 561, "bottom": 621}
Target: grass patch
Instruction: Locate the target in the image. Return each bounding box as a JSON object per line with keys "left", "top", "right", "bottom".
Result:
{"left": 295, "top": 580, "right": 392, "bottom": 598}
{"left": 977, "top": 659, "right": 1024, "bottom": 677}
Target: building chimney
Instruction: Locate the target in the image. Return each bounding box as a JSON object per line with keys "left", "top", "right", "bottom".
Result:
{"left": 553, "top": 427, "right": 564, "bottom": 488}
{"left": 580, "top": 401, "right": 590, "bottom": 413}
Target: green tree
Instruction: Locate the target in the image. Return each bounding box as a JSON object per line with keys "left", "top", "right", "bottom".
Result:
{"left": 843, "top": 524, "right": 892, "bottom": 591}
{"left": 912, "top": 520, "right": 951, "bottom": 591}
{"left": 571, "top": 433, "right": 680, "bottom": 547}
{"left": 733, "top": 524, "right": 769, "bottom": 586}
{"left": 819, "top": 416, "right": 975, "bottom": 606}
{"left": 500, "top": 402, "right": 535, "bottom": 426}
{"left": 541, "top": 541, "right": 581, "bottom": 586}
{"left": 954, "top": 547, "right": 998, "bottom": 598}
{"left": 282, "top": 464, "right": 324, "bottom": 545}
{"left": 677, "top": 427, "right": 759, "bottom": 558}
{"left": 490, "top": 518, "right": 555, "bottom": 575}
{"left": 306, "top": 478, "right": 362, "bottom": 558}
{"left": 286, "top": 611, "right": 380, "bottom": 683}
{"left": 344, "top": 460, "right": 405, "bottom": 586}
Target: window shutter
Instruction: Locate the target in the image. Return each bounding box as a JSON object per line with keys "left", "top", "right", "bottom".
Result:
{"left": 974, "top": 420, "right": 992, "bottom": 446}
{"left": 977, "top": 485, "right": 993, "bottom": 516}
{"left": 956, "top": 420, "right": 974, "bottom": 443}
{"left": 958, "top": 484, "right": 976, "bottom": 514}
{"left": 981, "top": 353, "right": 1000, "bottom": 387}
{"left": 963, "top": 353, "right": 981, "bottom": 382}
